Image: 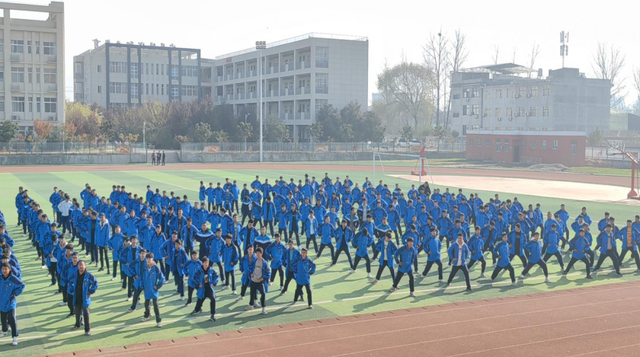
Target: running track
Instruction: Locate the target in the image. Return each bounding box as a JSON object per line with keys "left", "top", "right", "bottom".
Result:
{"left": 47, "top": 280, "right": 640, "bottom": 357}
{"left": 1, "top": 162, "right": 630, "bottom": 188}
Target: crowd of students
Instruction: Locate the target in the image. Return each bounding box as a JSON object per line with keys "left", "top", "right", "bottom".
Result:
{"left": 2, "top": 172, "right": 640, "bottom": 346}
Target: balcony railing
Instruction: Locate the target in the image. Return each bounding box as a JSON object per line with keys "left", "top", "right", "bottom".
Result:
{"left": 296, "top": 59, "right": 311, "bottom": 70}
{"left": 296, "top": 87, "right": 311, "bottom": 95}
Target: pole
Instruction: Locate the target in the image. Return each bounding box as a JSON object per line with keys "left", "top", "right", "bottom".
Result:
{"left": 419, "top": 157, "right": 422, "bottom": 183}
{"left": 258, "top": 48, "right": 263, "bottom": 162}
{"left": 143, "top": 121, "right": 147, "bottom": 162}
{"left": 372, "top": 151, "right": 376, "bottom": 183}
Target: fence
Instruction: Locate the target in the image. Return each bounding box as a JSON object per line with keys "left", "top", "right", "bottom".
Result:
{"left": 0, "top": 141, "right": 147, "bottom": 155}
{"left": 180, "top": 139, "right": 466, "bottom": 155}
{"left": 585, "top": 146, "right": 640, "bottom": 161}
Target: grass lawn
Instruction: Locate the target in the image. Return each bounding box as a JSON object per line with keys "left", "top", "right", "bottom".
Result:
{"left": 1, "top": 167, "right": 638, "bottom": 355}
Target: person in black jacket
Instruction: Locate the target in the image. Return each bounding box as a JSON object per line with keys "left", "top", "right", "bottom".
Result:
{"left": 161, "top": 151, "right": 166, "bottom": 166}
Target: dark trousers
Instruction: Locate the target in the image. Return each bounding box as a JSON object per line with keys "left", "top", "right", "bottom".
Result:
{"left": 467, "top": 257, "right": 486, "bottom": 275}
{"left": 521, "top": 260, "right": 549, "bottom": 277}
{"left": 240, "top": 282, "right": 249, "bottom": 297}
{"left": 594, "top": 250, "right": 621, "bottom": 273}
{"left": 289, "top": 228, "right": 300, "bottom": 246}
{"left": 113, "top": 260, "right": 119, "bottom": 278}
{"left": 86, "top": 242, "right": 97, "bottom": 263}
{"left": 509, "top": 254, "right": 528, "bottom": 267}
{"left": 565, "top": 257, "right": 591, "bottom": 275}
{"left": 375, "top": 261, "right": 395, "bottom": 281}
{"left": 306, "top": 234, "right": 318, "bottom": 253}
{"left": 130, "top": 288, "right": 142, "bottom": 310}
{"left": 66, "top": 293, "right": 74, "bottom": 314}
{"left": 619, "top": 249, "right": 640, "bottom": 269}
{"left": 232, "top": 200, "right": 239, "bottom": 213}
{"left": 60, "top": 215, "right": 71, "bottom": 234}
{"left": 187, "top": 286, "right": 195, "bottom": 304}
{"left": 127, "top": 275, "right": 134, "bottom": 298}
{"left": 49, "top": 262, "right": 57, "bottom": 285}
{"left": 447, "top": 265, "right": 472, "bottom": 289}
{"left": 282, "top": 270, "right": 296, "bottom": 293}
{"left": 225, "top": 271, "right": 236, "bottom": 290}
{"left": 0, "top": 309, "right": 17, "bottom": 338}
{"left": 98, "top": 246, "right": 110, "bottom": 270}
{"left": 353, "top": 255, "right": 371, "bottom": 273}
{"left": 74, "top": 305, "right": 90, "bottom": 332}
{"left": 214, "top": 262, "right": 225, "bottom": 283}
{"left": 423, "top": 260, "right": 443, "bottom": 279}
{"left": 332, "top": 244, "right": 353, "bottom": 268}
{"left": 294, "top": 283, "right": 312, "bottom": 306}
{"left": 174, "top": 270, "right": 184, "bottom": 297}
{"left": 317, "top": 243, "right": 334, "bottom": 260}
{"left": 249, "top": 281, "right": 266, "bottom": 307}
{"left": 270, "top": 266, "right": 284, "bottom": 287}
{"left": 194, "top": 284, "right": 216, "bottom": 316}
{"left": 543, "top": 252, "right": 564, "bottom": 269}
{"left": 262, "top": 220, "right": 274, "bottom": 236}
{"left": 278, "top": 227, "right": 289, "bottom": 243}
{"left": 393, "top": 271, "right": 415, "bottom": 292}
{"left": 144, "top": 298, "right": 161, "bottom": 323}
{"left": 491, "top": 264, "right": 516, "bottom": 283}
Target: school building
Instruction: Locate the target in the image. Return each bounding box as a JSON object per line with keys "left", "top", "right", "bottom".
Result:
{"left": 0, "top": 1, "right": 65, "bottom": 133}
{"left": 465, "top": 130, "right": 586, "bottom": 166}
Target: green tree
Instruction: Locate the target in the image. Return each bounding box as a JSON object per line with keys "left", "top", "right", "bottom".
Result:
{"left": 310, "top": 122, "right": 323, "bottom": 142}
{"left": 432, "top": 126, "right": 446, "bottom": 152}
{"left": 451, "top": 130, "right": 459, "bottom": 139}
{"left": 264, "top": 118, "right": 290, "bottom": 142}
{"left": 400, "top": 125, "right": 415, "bottom": 140}
{"left": 211, "top": 130, "right": 230, "bottom": 143}
{"left": 194, "top": 122, "right": 213, "bottom": 142}
{"left": 587, "top": 127, "right": 604, "bottom": 146}
{"left": 0, "top": 120, "right": 19, "bottom": 142}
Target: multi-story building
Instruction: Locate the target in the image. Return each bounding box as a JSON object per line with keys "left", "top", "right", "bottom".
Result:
{"left": 212, "top": 33, "right": 368, "bottom": 141}
{"left": 0, "top": 1, "right": 65, "bottom": 132}
{"left": 74, "top": 41, "right": 212, "bottom": 108}
{"left": 450, "top": 64, "right": 611, "bottom": 136}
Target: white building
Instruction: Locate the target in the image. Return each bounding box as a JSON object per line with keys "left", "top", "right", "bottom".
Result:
{"left": 212, "top": 33, "right": 368, "bottom": 141}
{"left": 0, "top": 1, "right": 65, "bottom": 132}
{"left": 74, "top": 41, "right": 211, "bottom": 108}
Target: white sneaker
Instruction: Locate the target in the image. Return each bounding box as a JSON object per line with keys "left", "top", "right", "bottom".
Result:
{"left": 141, "top": 317, "right": 149, "bottom": 322}
{"left": 388, "top": 287, "right": 396, "bottom": 293}
{"left": 268, "top": 282, "right": 272, "bottom": 286}
{"left": 41, "top": 265, "right": 46, "bottom": 269}
{"left": 245, "top": 305, "right": 254, "bottom": 311}
{"left": 479, "top": 274, "right": 486, "bottom": 278}
{"left": 545, "top": 278, "right": 551, "bottom": 283}
{"left": 127, "top": 297, "right": 132, "bottom": 302}
{"left": 309, "top": 305, "right": 314, "bottom": 309}
{"left": 254, "top": 303, "right": 260, "bottom": 308}
{"left": 261, "top": 308, "right": 267, "bottom": 315}
{"left": 180, "top": 296, "right": 185, "bottom": 301}
{"left": 519, "top": 274, "right": 525, "bottom": 279}
{"left": 232, "top": 290, "right": 237, "bottom": 295}
{"left": 12, "top": 337, "right": 18, "bottom": 346}
{"left": 511, "top": 282, "right": 518, "bottom": 286}
{"left": 236, "top": 296, "right": 244, "bottom": 301}
{"left": 1, "top": 331, "right": 6, "bottom": 337}
{"left": 438, "top": 279, "right": 445, "bottom": 283}
{"left": 157, "top": 322, "right": 162, "bottom": 328}
{"left": 409, "top": 292, "right": 416, "bottom": 298}
{"left": 367, "top": 273, "right": 372, "bottom": 279}
{"left": 111, "top": 278, "right": 116, "bottom": 281}
{"left": 371, "top": 279, "right": 378, "bottom": 284}
{"left": 221, "top": 286, "right": 228, "bottom": 291}
{"left": 350, "top": 269, "right": 356, "bottom": 274}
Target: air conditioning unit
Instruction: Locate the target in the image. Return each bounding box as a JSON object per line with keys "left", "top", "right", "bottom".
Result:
{"left": 47, "top": 116, "right": 56, "bottom": 121}
{"left": 11, "top": 115, "right": 19, "bottom": 121}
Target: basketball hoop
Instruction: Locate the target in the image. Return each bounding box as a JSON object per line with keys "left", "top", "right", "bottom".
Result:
{"left": 607, "top": 140, "right": 640, "bottom": 200}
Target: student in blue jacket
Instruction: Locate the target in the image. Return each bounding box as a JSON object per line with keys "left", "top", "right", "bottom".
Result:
{"left": 184, "top": 250, "right": 202, "bottom": 306}
{"left": 542, "top": 223, "right": 565, "bottom": 271}
{"left": 293, "top": 248, "right": 316, "bottom": 309}
{"left": 192, "top": 256, "right": 219, "bottom": 322}
{"left": 390, "top": 237, "right": 418, "bottom": 297}
{"left": 563, "top": 229, "right": 593, "bottom": 279}
{"left": 1, "top": 262, "right": 25, "bottom": 346}
{"left": 422, "top": 227, "right": 443, "bottom": 282}
{"left": 332, "top": 219, "right": 354, "bottom": 269}
{"left": 520, "top": 233, "right": 550, "bottom": 283}
{"left": 280, "top": 241, "right": 302, "bottom": 296}
{"left": 592, "top": 224, "right": 622, "bottom": 276}
{"left": 372, "top": 232, "right": 397, "bottom": 284}
{"left": 446, "top": 234, "right": 472, "bottom": 291}
{"left": 95, "top": 213, "right": 111, "bottom": 274}
{"left": 246, "top": 247, "right": 271, "bottom": 315}
{"left": 467, "top": 226, "right": 487, "bottom": 278}
{"left": 617, "top": 220, "right": 640, "bottom": 269}
{"left": 305, "top": 211, "right": 319, "bottom": 254}
{"left": 316, "top": 215, "right": 335, "bottom": 261}
{"left": 352, "top": 228, "right": 374, "bottom": 279}
{"left": 171, "top": 239, "right": 189, "bottom": 300}
{"left": 491, "top": 234, "right": 517, "bottom": 286}
{"left": 266, "top": 233, "right": 286, "bottom": 290}
{"left": 68, "top": 260, "right": 98, "bottom": 336}
{"left": 222, "top": 235, "right": 239, "bottom": 294}
{"left": 108, "top": 225, "right": 124, "bottom": 281}
{"left": 140, "top": 252, "right": 165, "bottom": 328}
{"left": 127, "top": 248, "right": 148, "bottom": 313}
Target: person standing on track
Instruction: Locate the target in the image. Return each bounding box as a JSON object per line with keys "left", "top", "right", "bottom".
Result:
{"left": 161, "top": 151, "right": 166, "bottom": 166}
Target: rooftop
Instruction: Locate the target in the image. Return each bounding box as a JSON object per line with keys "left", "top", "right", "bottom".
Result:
{"left": 467, "top": 130, "right": 587, "bottom": 137}
{"left": 459, "top": 63, "right": 535, "bottom": 75}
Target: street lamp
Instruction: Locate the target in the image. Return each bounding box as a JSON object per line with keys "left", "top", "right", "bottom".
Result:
{"left": 256, "top": 40, "right": 266, "bottom": 162}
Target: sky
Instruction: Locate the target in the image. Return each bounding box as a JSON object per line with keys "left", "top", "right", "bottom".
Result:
{"left": 23, "top": 0, "right": 640, "bottom": 106}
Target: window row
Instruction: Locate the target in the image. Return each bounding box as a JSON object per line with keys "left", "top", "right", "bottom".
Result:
{"left": 468, "top": 137, "right": 576, "bottom": 155}
{"left": 108, "top": 82, "right": 197, "bottom": 97}
{"left": 462, "top": 85, "right": 551, "bottom": 99}
{"left": 8, "top": 97, "right": 56, "bottom": 113}
{"left": 3, "top": 40, "right": 56, "bottom": 55}
{"left": 108, "top": 62, "right": 200, "bottom": 77}
{"left": 461, "top": 105, "right": 550, "bottom": 118}
{"left": 2, "top": 67, "right": 56, "bottom": 84}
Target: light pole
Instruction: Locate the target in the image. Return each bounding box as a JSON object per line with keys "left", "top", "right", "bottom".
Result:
{"left": 256, "top": 41, "right": 266, "bottom": 162}
{"left": 143, "top": 121, "right": 147, "bottom": 161}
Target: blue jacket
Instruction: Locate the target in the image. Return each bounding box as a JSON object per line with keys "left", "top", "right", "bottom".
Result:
{"left": 67, "top": 271, "right": 98, "bottom": 308}
{"left": 108, "top": 233, "right": 124, "bottom": 261}
{"left": 95, "top": 221, "right": 111, "bottom": 247}
{"left": 525, "top": 240, "right": 543, "bottom": 264}
{"left": 493, "top": 241, "right": 511, "bottom": 268}
{"left": 0, "top": 273, "right": 25, "bottom": 312}
{"left": 262, "top": 201, "right": 276, "bottom": 221}
{"left": 394, "top": 245, "right": 418, "bottom": 274}
{"left": 423, "top": 236, "right": 441, "bottom": 262}
{"left": 194, "top": 266, "right": 219, "bottom": 299}
{"left": 447, "top": 242, "right": 470, "bottom": 265}
{"left": 596, "top": 231, "right": 617, "bottom": 254}
{"left": 293, "top": 257, "right": 316, "bottom": 285}
{"left": 507, "top": 231, "right": 527, "bottom": 256}
{"left": 545, "top": 231, "right": 561, "bottom": 254}
{"left": 123, "top": 245, "right": 141, "bottom": 277}
{"left": 222, "top": 244, "right": 239, "bottom": 271}
{"left": 617, "top": 227, "right": 640, "bottom": 251}
{"left": 172, "top": 248, "right": 189, "bottom": 275}
{"left": 240, "top": 255, "right": 271, "bottom": 292}
{"left": 375, "top": 240, "right": 398, "bottom": 267}
{"left": 352, "top": 232, "right": 374, "bottom": 258}
{"left": 148, "top": 231, "right": 166, "bottom": 259}
{"left": 318, "top": 223, "right": 334, "bottom": 245}
{"left": 132, "top": 257, "right": 147, "bottom": 290}
{"left": 282, "top": 248, "right": 301, "bottom": 272}
{"left": 266, "top": 241, "right": 286, "bottom": 269}
{"left": 305, "top": 218, "right": 319, "bottom": 238}
{"left": 142, "top": 264, "right": 165, "bottom": 299}
{"left": 569, "top": 235, "right": 591, "bottom": 259}
{"left": 185, "top": 258, "right": 203, "bottom": 288}
{"left": 467, "top": 235, "right": 485, "bottom": 261}
{"left": 335, "top": 226, "right": 353, "bottom": 251}
{"left": 206, "top": 236, "right": 224, "bottom": 263}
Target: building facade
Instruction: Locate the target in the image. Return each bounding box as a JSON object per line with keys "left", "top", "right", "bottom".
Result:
{"left": 465, "top": 130, "right": 586, "bottom": 166}
{"left": 450, "top": 65, "right": 611, "bottom": 137}
{"left": 74, "top": 42, "right": 211, "bottom": 108}
{"left": 0, "top": 1, "right": 65, "bottom": 132}
{"left": 212, "top": 34, "right": 368, "bottom": 142}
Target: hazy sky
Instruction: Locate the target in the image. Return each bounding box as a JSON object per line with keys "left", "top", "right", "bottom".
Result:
{"left": 32, "top": 0, "right": 640, "bottom": 105}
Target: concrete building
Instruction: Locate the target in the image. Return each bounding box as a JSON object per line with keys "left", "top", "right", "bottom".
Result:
{"left": 74, "top": 41, "right": 212, "bottom": 108}
{"left": 450, "top": 64, "right": 611, "bottom": 136}
{"left": 0, "top": 1, "right": 65, "bottom": 132}
{"left": 212, "top": 33, "right": 368, "bottom": 142}
{"left": 465, "top": 130, "right": 586, "bottom": 166}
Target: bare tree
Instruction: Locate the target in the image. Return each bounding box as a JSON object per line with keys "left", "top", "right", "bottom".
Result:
{"left": 423, "top": 31, "right": 450, "bottom": 128}
{"left": 444, "top": 29, "right": 469, "bottom": 130}
{"left": 512, "top": 46, "right": 517, "bottom": 63}
{"left": 492, "top": 45, "right": 500, "bottom": 65}
{"left": 592, "top": 42, "right": 626, "bottom": 109}
{"left": 528, "top": 42, "right": 541, "bottom": 77}
{"left": 633, "top": 67, "right": 640, "bottom": 114}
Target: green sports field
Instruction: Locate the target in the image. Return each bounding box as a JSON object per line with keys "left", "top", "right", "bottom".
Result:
{"left": 1, "top": 163, "right": 638, "bottom": 356}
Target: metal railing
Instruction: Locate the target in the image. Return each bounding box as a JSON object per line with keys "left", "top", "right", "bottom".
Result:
{"left": 0, "top": 141, "right": 147, "bottom": 155}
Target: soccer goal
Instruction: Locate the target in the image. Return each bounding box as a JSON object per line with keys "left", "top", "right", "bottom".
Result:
{"left": 371, "top": 149, "right": 434, "bottom": 185}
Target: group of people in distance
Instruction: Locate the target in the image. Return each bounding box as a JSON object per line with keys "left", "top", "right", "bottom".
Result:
{"left": 150, "top": 151, "right": 166, "bottom": 166}
{"left": 2, "top": 171, "right": 639, "bottom": 346}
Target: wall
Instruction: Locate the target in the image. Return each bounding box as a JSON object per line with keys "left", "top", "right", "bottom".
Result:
{"left": 0, "top": 154, "right": 146, "bottom": 165}
{"left": 180, "top": 151, "right": 464, "bottom": 163}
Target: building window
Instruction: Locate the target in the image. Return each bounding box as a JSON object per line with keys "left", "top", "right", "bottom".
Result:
{"left": 171, "top": 65, "right": 179, "bottom": 79}
{"left": 529, "top": 107, "right": 537, "bottom": 117}
{"left": 145, "top": 63, "right": 149, "bottom": 75}
{"left": 171, "top": 87, "right": 179, "bottom": 98}
{"left": 495, "top": 108, "right": 502, "bottom": 118}
{"left": 531, "top": 139, "right": 536, "bottom": 149}
{"left": 518, "top": 87, "right": 526, "bottom": 97}
{"left": 542, "top": 139, "right": 547, "bottom": 149}
{"left": 12, "top": 96, "right": 25, "bottom": 112}
{"left": 35, "top": 41, "right": 40, "bottom": 54}
{"left": 484, "top": 108, "right": 491, "bottom": 118}
{"left": 315, "top": 73, "right": 328, "bottom": 94}
{"left": 316, "top": 46, "right": 329, "bottom": 68}
{"left": 0, "top": 101, "right": 4, "bottom": 112}
{"left": 506, "top": 107, "right": 513, "bottom": 118}
{"left": 181, "top": 85, "right": 197, "bottom": 96}
{"left": 542, "top": 106, "right": 550, "bottom": 117}
{"left": 462, "top": 105, "right": 469, "bottom": 116}
{"left": 181, "top": 66, "right": 198, "bottom": 77}
{"left": 0, "top": 68, "right": 3, "bottom": 82}
{"left": 109, "top": 82, "right": 127, "bottom": 94}
{"left": 531, "top": 86, "right": 538, "bottom": 97}
{"left": 504, "top": 139, "right": 510, "bottom": 152}
{"left": 552, "top": 139, "right": 558, "bottom": 150}
{"left": 495, "top": 139, "right": 501, "bottom": 152}
{"left": 27, "top": 41, "right": 32, "bottom": 54}
{"left": 469, "top": 138, "right": 474, "bottom": 147}
{"left": 0, "top": 40, "right": 3, "bottom": 52}
{"left": 28, "top": 68, "right": 32, "bottom": 83}
{"left": 453, "top": 113, "right": 460, "bottom": 118}
{"left": 36, "top": 97, "right": 41, "bottom": 112}
{"left": 44, "top": 98, "right": 57, "bottom": 113}
{"left": 146, "top": 83, "right": 149, "bottom": 95}
{"left": 472, "top": 88, "right": 479, "bottom": 98}
{"left": 44, "top": 69, "right": 56, "bottom": 84}
{"left": 109, "top": 62, "right": 126, "bottom": 74}
{"left": 571, "top": 140, "right": 577, "bottom": 155}
{"left": 97, "top": 65, "right": 101, "bottom": 73}
{"left": 43, "top": 42, "right": 56, "bottom": 55}
{"left": 97, "top": 86, "right": 101, "bottom": 94}
{"left": 156, "top": 84, "right": 159, "bottom": 95}
{"left": 485, "top": 90, "right": 492, "bottom": 99}
{"left": 477, "top": 138, "right": 482, "bottom": 147}
{"left": 506, "top": 89, "right": 511, "bottom": 98}
{"left": 28, "top": 97, "right": 33, "bottom": 112}
{"left": 130, "top": 83, "right": 138, "bottom": 96}
{"left": 161, "top": 64, "right": 165, "bottom": 76}
{"left": 543, "top": 85, "right": 550, "bottom": 96}
{"left": 495, "top": 89, "right": 502, "bottom": 98}
{"left": 11, "top": 67, "right": 24, "bottom": 83}
{"left": 10, "top": 40, "right": 24, "bottom": 54}
{"left": 161, "top": 84, "right": 164, "bottom": 95}
{"left": 472, "top": 104, "right": 479, "bottom": 116}
{"left": 517, "top": 107, "right": 525, "bottom": 117}
{"left": 130, "top": 63, "right": 138, "bottom": 77}
{"left": 485, "top": 139, "right": 491, "bottom": 147}
{"left": 156, "top": 64, "right": 159, "bottom": 75}
{"left": 463, "top": 89, "right": 470, "bottom": 98}
{"left": 36, "top": 68, "right": 40, "bottom": 83}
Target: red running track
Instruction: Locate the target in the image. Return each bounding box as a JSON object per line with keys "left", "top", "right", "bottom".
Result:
{"left": 47, "top": 281, "right": 640, "bottom": 357}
